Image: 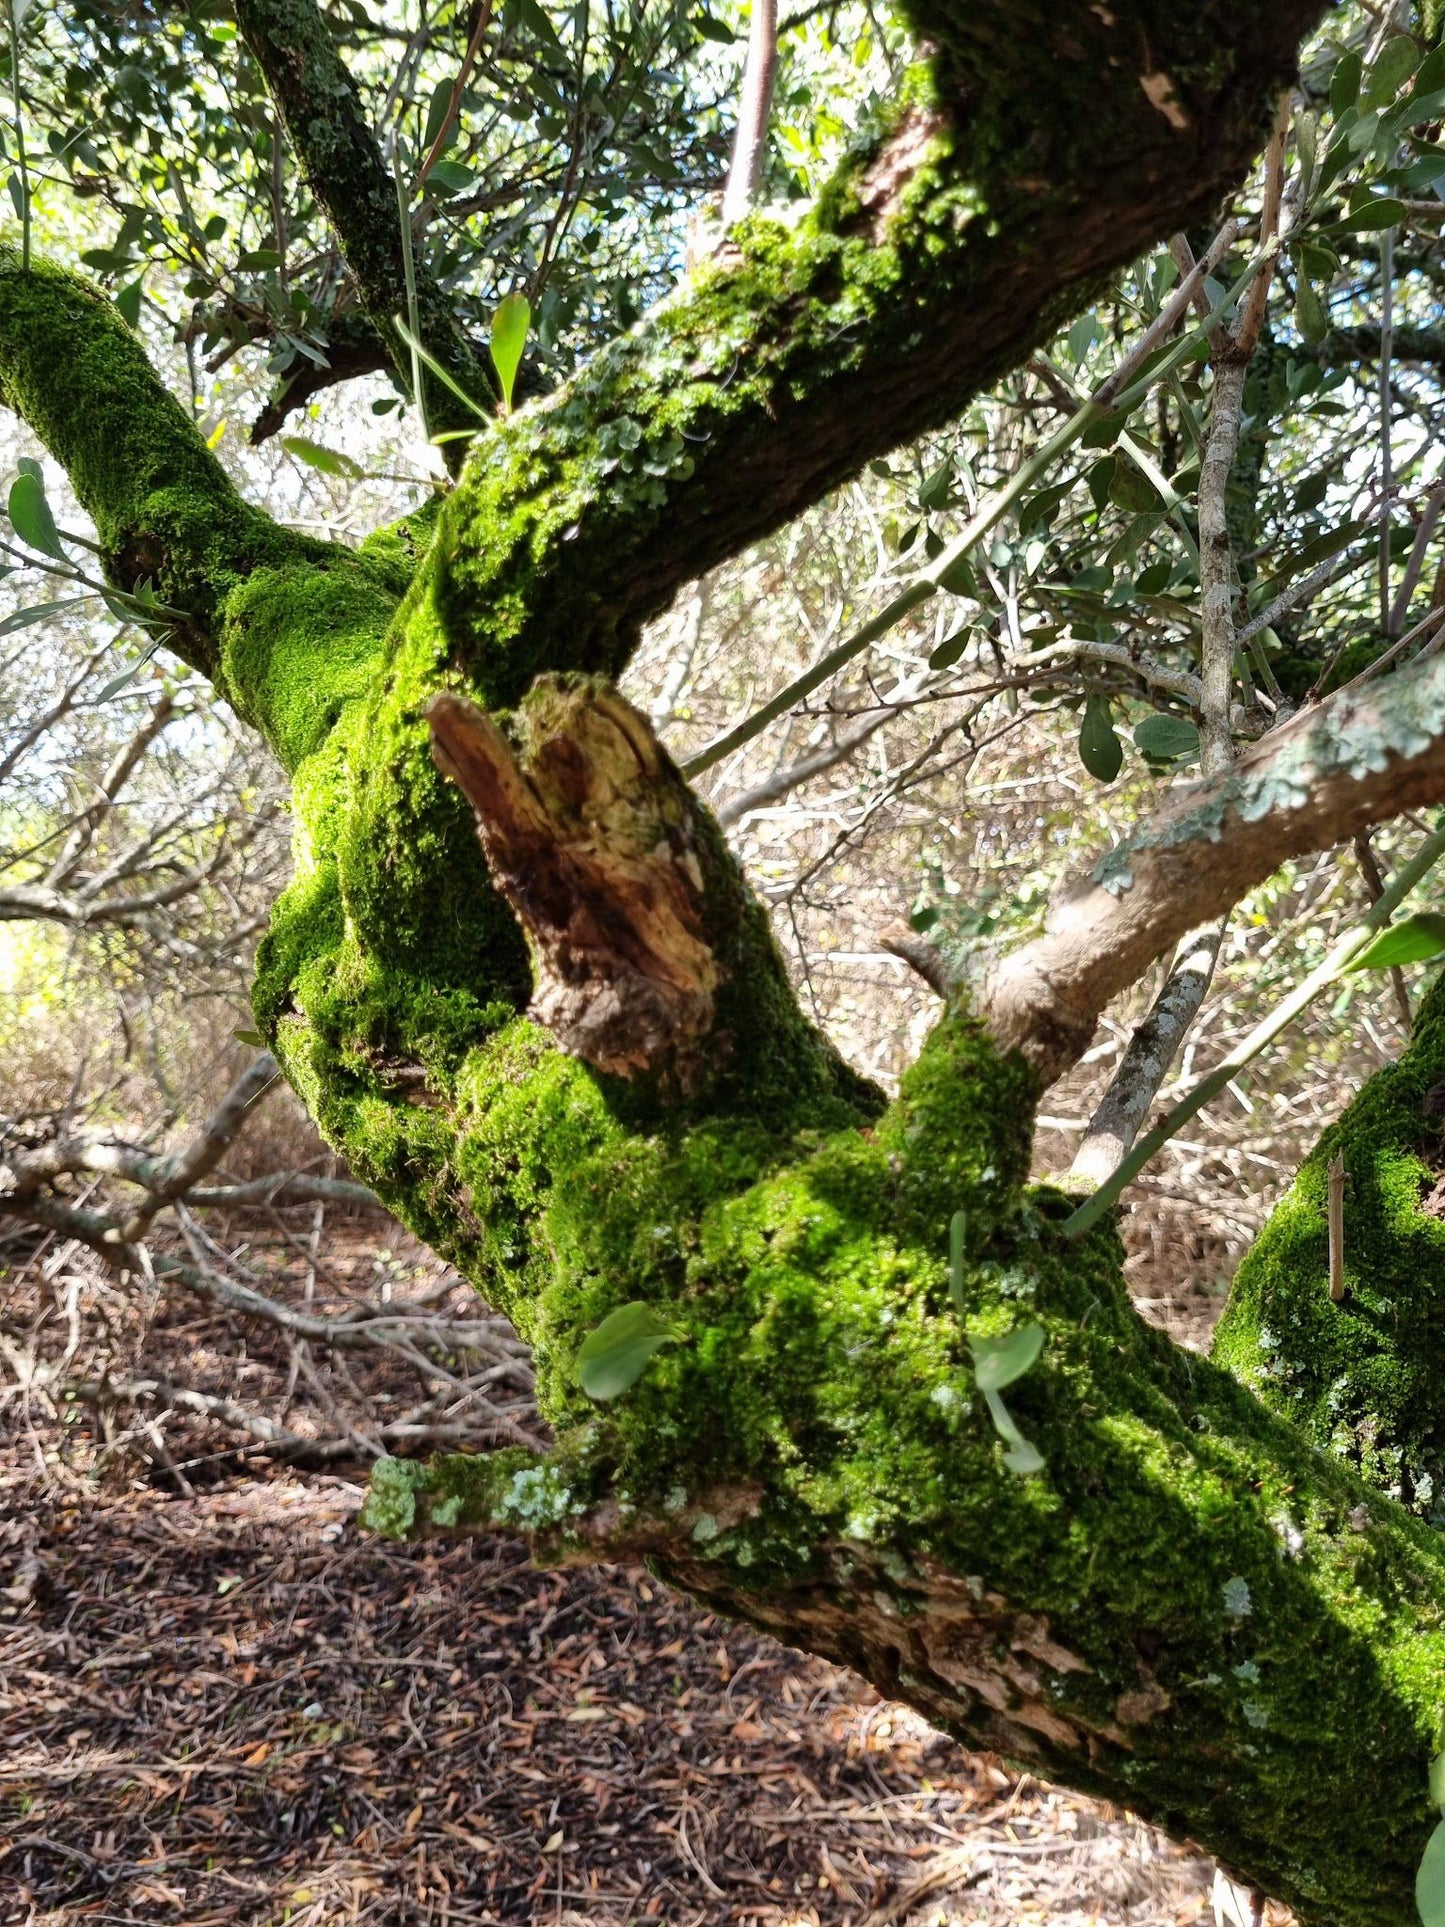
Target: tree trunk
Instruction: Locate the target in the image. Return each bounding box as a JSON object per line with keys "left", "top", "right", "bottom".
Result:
{"left": 16, "top": 3, "right": 1445, "bottom": 1920}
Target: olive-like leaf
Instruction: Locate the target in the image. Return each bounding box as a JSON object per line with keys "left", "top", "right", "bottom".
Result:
{"left": 489, "top": 290, "right": 532, "bottom": 416}
{"left": 0, "top": 595, "right": 92, "bottom": 637}
{"left": 576, "top": 1302, "right": 682, "bottom": 1401}
{"left": 1079, "top": 694, "right": 1123, "bottom": 784}
{"left": 1133, "top": 712, "right": 1200, "bottom": 762}
{"left": 1341, "top": 196, "right": 1406, "bottom": 232}
{"left": 1430, "top": 1751, "right": 1445, "bottom": 1814}
{"left": 1345, "top": 913, "right": 1445, "bottom": 974}
{"left": 1329, "top": 49, "right": 1362, "bottom": 117}
{"left": 1418, "top": 1816, "right": 1445, "bottom": 1927}
{"left": 1295, "top": 278, "right": 1329, "bottom": 346}
{"left": 7, "top": 470, "right": 64, "bottom": 559}
{"left": 233, "top": 1028, "right": 266, "bottom": 1048}
{"left": 971, "top": 1323, "right": 1044, "bottom": 1393}
{"left": 281, "top": 435, "right": 364, "bottom": 480}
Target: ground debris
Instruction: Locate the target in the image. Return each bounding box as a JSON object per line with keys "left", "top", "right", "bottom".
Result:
{"left": 0, "top": 1469, "right": 1233, "bottom": 1926}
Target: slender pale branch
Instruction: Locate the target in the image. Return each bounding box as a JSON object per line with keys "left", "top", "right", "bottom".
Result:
{"left": 1062, "top": 817, "right": 1445, "bottom": 1236}
{"left": 978, "top": 646, "right": 1445, "bottom": 1081}
{"left": 1067, "top": 920, "right": 1225, "bottom": 1186}
{"left": 720, "top": 0, "right": 779, "bottom": 227}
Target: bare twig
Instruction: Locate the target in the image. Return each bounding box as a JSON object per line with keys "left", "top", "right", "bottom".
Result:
{"left": 1068, "top": 921, "right": 1226, "bottom": 1185}
{"left": 720, "top": 0, "right": 779, "bottom": 228}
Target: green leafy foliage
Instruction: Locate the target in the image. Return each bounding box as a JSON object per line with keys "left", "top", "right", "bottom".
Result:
{"left": 1078, "top": 695, "right": 1123, "bottom": 784}
{"left": 1134, "top": 712, "right": 1200, "bottom": 763}
{"left": 1344, "top": 913, "right": 1445, "bottom": 973}
{"left": 576, "top": 1302, "right": 682, "bottom": 1401}
{"left": 489, "top": 291, "right": 532, "bottom": 416}
{"left": 280, "top": 435, "right": 365, "bottom": 479}
{"left": 7, "top": 468, "right": 62, "bottom": 558}
{"left": 970, "top": 1323, "right": 1044, "bottom": 1392}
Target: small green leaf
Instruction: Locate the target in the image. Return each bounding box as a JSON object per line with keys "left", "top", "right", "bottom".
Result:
{"left": 929, "top": 628, "right": 972, "bottom": 671}
{"left": 280, "top": 435, "right": 365, "bottom": 479}
{"left": 1363, "top": 33, "right": 1418, "bottom": 107}
{"left": 236, "top": 248, "right": 284, "bottom": 271}
{"left": 1295, "top": 277, "right": 1329, "bottom": 345}
{"left": 918, "top": 460, "right": 952, "bottom": 512}
{"left": 1133, "top": 712, "right": 1200, "bottom": 762}
{"left": 971, "top": 1323, "right": 1044, "bottom": 1393}
{"left": 692, "top": 11, "right": 736, "bottom": 40}
{"left": 1066, "top": 312, "right": 1099, "bottom": 363}
{"left": 1109, "top": 459, "right": 1163, "bottom": 514}
{"left": 1079, "top": 694, "right": 1123, "bottom": 784}
{"left": 425, "top": 158, "right": 475, "bottom": 196}
{"left": 1329, "top": 49, "right": 1362, "bottom": 117}
{"left": 1430, "top": 1752, "right": 1445, "bottom": 1814}
{"left": 7, "top": 470, "right": 64, "bottom": 559}
{"left": 1340, "top": 196, "right": 1406, "bottom": 231}
{"left": 1135, "top": 559, "right": 1172, "bottom": 596}
{"left": 489, "top": 290, "right": 531, "bottom": 415}
{"left": 233, "top": 1028, "right": 266, "bottom": 1048}
{"left": 1294, "top": 469, "right": 1332, "bottom": 512}
{"left": 0, "top": 595, "right": 94, "bottom": 637}
{"left": 576, "top": 1302, "right": 681, "bottom": 1401}
{"left": 936, "top": 553, "right": 978, "bottom": 596}
{"left": 115, "top": 279, "right": 144, "bottom": 329}
{"left": 96, "top": 638, "right": 161, "bottom": 701}
{"left": 422, "top": 76, "right": 458, "bottom": 154}
{"left": 1017, "top": 481, "right": 1072, "bottom": 535}
{"left": 1345, "top": 913, "right": 1445, "bottom": 973}
{"left": 1086, "top": 455, "right": 1117, "bottom": 513}
{"left": 982, "top": 1388, "right": 1045, "bottom": 1477}
{"left": 1418, "top": 1817, "right": 1445, "bottom": 1927}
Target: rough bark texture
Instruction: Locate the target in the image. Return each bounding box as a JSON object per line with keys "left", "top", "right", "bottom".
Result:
{"left": 23, "top": 2, "right": 1445, "bottom": 1921}
{"left": 233, "top": 0, "right": 495, "bottom": 457}
{"left": 978, "top": 649, "right": 1445, "bottom": 1084}
{"left": 427, "top": 681, "right": 738, "bottom": 1086}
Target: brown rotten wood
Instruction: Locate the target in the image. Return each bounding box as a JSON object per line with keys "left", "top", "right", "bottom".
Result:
{"left": 428, "top": 682, "right": 733, "bottom": 1083}
{"left": 978, "top": 637, "right": 1445, "bottom": 1082}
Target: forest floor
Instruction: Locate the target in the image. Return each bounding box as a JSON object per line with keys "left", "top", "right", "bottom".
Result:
{"left": 0, "top": 1204, "right": 1274, "bottom": 1927}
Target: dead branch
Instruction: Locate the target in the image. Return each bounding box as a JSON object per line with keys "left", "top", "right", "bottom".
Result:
{"left": 1068, "top": 922, "right": 1225, "bottom": 1186}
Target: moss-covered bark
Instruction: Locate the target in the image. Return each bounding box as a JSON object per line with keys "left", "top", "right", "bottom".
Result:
{"left": 25, "top": 1, "right": 1445, "bottom": 1919}
{"left": 1215, "top": 972, "right": 1445, "bottom": 1521}
{"left": 233, "top": 0, "right": 495, "bottom": 462}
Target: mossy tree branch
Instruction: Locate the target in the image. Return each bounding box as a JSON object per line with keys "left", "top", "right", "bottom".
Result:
{"left": 233, "top": 0, "right": 496, "bottom": 460}
{"left": 24, "top": 1, "right": 1445, "bottom": 1918}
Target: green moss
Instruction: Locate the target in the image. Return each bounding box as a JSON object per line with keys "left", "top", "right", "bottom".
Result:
{"left": 1214, "top": 971, "right": 1445, "bottom": 1519}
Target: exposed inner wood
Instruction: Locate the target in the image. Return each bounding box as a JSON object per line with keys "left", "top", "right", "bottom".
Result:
{"left": 427, "top": 684, "right": 724, "bottom": 1081}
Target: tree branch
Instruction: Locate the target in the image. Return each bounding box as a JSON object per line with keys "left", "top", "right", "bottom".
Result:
{"left": 720, "top": 0, "right": 779, "bottom": 228}
{"left": 233, "top": 0, "right": 496, "bottom": 459}
{"left": 979, "top": 640, "right": 1445, "bottom": 1081}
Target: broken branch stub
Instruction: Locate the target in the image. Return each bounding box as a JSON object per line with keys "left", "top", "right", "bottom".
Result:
{"left": 427, "top": 681, "right": 726, "bottom": 1082}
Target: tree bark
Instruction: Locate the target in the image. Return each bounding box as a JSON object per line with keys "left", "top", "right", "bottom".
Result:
{"left": 25, "top": 4, "right": 1445, "bottom": 1920}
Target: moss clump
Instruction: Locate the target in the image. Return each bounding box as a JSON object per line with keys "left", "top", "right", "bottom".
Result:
{"left": 1214, "top": 971, "right": 1445, "bottom": 1517}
